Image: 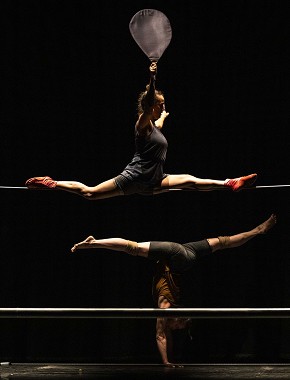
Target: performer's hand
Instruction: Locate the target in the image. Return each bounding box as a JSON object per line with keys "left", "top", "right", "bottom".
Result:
{"left": 160, "top": 110, "right": 169, "bottom": 119}
{"left": 164, "top": 362, "right": 184, "bottom": 368}
{"left": 150, "top": 62, "right": 157, "bottom": 77}
{"left": 154, "top": 110, "right": 169, "bottom": 129}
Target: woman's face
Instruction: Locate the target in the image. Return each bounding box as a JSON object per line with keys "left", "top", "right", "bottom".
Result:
{"left": 153, "top": 95, "right": 165, "bottom": 119}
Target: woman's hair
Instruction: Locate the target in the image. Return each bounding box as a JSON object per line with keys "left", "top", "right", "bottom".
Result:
{"left": 137, "top": 85, "right": 164, "bottom": 115}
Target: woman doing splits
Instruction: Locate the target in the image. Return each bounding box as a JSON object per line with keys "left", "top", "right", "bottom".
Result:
{"left": 71, "top": 214, "right": 277, "bottom": 367}
{"left": 25, "top": 62, "right": 257, "bottom": 200}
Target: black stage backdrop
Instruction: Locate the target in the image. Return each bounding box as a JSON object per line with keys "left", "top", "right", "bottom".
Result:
{"left": 1, "top": 0, "right": 289, "bottom": 363}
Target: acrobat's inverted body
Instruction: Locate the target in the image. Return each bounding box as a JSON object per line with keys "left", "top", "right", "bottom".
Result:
{"left": 71, "top": 214, "right": 277, "bottom": 367}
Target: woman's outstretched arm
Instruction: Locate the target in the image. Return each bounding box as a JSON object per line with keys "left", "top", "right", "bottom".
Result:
{"left": 136, "top": 62, "right": 157, "bottom": 132}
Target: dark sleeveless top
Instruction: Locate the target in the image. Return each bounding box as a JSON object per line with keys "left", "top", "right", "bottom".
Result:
{"left": 120, "top": 126, "right": 168, "bottom": 186}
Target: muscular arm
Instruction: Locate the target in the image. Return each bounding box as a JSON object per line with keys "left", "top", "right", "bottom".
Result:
{"left": 156, "top": 316, "right": 173, "bottom": 365}
{"left": 156, "top": 296, "right": 180, "bottom": 367}
{"left": 156, "top": 297, "right": 171, "bottom": 365}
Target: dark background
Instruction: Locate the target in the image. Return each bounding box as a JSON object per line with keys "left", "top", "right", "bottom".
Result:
{"left": 1, "top": 0, "right": 289, "bottom": 363}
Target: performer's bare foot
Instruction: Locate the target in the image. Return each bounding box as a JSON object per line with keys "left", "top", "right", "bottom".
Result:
{"left": 256, "top": 214, "right": 277, "bottom": 234}
{"left": 71, "top": 236, "right": 95, "bottom": 252}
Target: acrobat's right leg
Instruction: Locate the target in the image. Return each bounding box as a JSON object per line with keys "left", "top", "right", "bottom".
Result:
{"left": 207, "top": 214, "right": 277, "bottom": 253}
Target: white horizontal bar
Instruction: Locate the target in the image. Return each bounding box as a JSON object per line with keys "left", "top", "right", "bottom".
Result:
{"left": 1, "top": 308, "right": 290, "bottom": 319}
{"left": 168, "top": 185, "right": 290, "bottom": 191}
{"left": 0, "top": 186, "right": 28, "bottom": 190}
{"left": 0, "top": 185, "right": 289, "bottom": 191}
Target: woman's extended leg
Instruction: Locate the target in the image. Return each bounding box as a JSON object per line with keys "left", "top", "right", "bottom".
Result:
{"left": 71, "top": 236, "right": 150, "bottom": 257}
{"left": 25, "top": 176, "right": 123, "bottom": 200}
{"left": 156, "top": 173, "right": 257, "bottom": 193}
{"left": 207, "top": 214, "right": 277, "bottom": 253}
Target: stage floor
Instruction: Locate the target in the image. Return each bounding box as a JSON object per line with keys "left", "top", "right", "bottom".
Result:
{"left": 2, "top": 363, "right": 290, "bottom": 379}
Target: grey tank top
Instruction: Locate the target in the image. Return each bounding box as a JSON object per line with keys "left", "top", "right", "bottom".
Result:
{"left": 120, "top": 126, "right": 168, "bottom": 185}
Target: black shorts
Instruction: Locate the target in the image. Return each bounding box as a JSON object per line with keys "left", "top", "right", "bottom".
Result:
{"left": 114, "top": 174, "right": 168, "bottom": 196}
{"left": 148, "top": 240, "right": 212, "bottom": 273}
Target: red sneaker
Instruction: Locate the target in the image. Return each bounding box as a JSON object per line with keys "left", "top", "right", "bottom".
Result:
{"left": 225, "top": 173, "right": 257, "bottom": 192}
{"left": 25, "top": 176, "right": 57, "bottom": 189}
